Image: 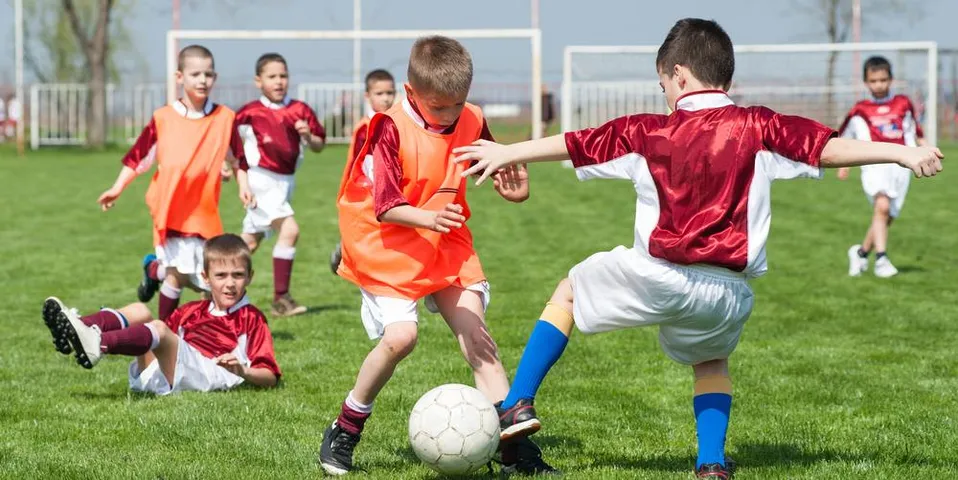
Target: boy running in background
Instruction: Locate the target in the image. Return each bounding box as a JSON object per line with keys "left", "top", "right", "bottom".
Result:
{"left": 234, "top": 53, "right": 326, "bottom": 316}
{"left": 837, "top": 56, "right": 926, "bottom": 278}
{"left": 43, "top": 234, "right": 280, "bottom": 394}
{"left": 320, "top": 36, "right": 555, "bottom": 476}
{"left": 329, "top": 68, "right": 397, "bottom": 275}
{"left": 453, "top": 19, "right": 942, "bottom": 479}
{"left": 103, "top": 45, "right": 252, "bottom": 320}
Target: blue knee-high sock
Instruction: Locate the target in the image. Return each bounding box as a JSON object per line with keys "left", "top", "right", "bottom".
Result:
{"left": 501, "top": 320, "right": 569, "bottom": 409}
{"left": 694, "top": 393, "right": 732, "bottom": 468}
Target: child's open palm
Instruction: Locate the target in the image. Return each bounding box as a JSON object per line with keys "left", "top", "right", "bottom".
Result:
{"left": 493, "top": 164, "right": 529, "bottom": 202}
{"left": 97, "top": 187, "right": 123, "bottom": 211}
{"left": 214, "top": 353, "right": 247, "bottom": 377}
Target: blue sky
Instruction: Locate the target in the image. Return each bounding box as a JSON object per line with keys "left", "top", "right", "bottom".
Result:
{"left": 1, "top": 0, "right": 954, "bottom": 85}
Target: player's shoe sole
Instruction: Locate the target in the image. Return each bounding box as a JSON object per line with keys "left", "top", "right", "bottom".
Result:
{"left": 42, "top": 297, "right": 73, "bottom": 355}
{"left": 498, "top": 399, "right": 542, "bottom": 441}
{"left": 501, "top": 418, "right": 541, "bottom": 441}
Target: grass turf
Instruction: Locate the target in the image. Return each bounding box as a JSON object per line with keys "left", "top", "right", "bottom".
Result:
{"left": 0, "top": 140, "right": 956, "bottom": 479}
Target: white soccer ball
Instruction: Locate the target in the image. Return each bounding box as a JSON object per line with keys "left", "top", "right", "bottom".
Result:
{"left": 408, "top": 383, "right": 501, "bottom": 475}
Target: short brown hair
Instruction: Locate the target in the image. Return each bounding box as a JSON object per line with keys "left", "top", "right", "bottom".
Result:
{"left": 407, "top": 36, "right": 473, "bottom": 98}
{"left": 365, "top": 69, "right": 395, "bottom": 91}
{"left": 203, "top": 234, "right": 252, "bottom": 274}
{"left": 656, "top": 18, "right": 734, "bottom": 89}
{"left": 863, "top": 56, "right": 893, "bottom": 80}
{"left": 178, "top": 44, "right": 215, "bottom": 71}
{"left": 256, "top": 52, "right": 288, "bottom": 75}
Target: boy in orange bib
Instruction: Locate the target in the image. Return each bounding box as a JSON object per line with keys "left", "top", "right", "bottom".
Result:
{"left": 319, "top": 36, "right": 555, "bottom": 476}
{"left": 329, "top": 68, "right": 397, "bottom": 275}
{"left": 98, "top": 45, "right": 253, "bottom": 320}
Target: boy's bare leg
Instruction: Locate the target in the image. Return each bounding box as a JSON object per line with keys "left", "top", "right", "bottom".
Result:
{"left": 271, "top": 216, "right": 306, "bottom": 315}
{"left": 350, "top": 321, "right": 418, "bottom": 405}
{"left": 691, "top": 359, "right": 733, "bottom": 471}
{"left": 241, "top": 232, "right": 264, "bottom": 254}
{"left": 146, "top": 320, "right": 180, "bottom": 386}
{"left": 434, "top": 286, "right": 509, "bottom": 401}
{"left": 869, "top": 194, "right": 892, "bottom": 253}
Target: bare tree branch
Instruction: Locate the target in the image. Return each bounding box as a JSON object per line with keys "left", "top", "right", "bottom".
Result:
{"left": 61, "top": 0, "right": 92, "bottom": 61}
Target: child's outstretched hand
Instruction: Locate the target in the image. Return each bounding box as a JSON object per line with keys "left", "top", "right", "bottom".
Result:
{"left": 221, "top": 161, "right": 234, "bottom": 182}
{"left": 454, "top": 139, "right": 513, "bottom": 186}
{"left": 214, "top": 353, "right": 247, "bottom": 377}
{"left": 97, "top": 187, "right": 123, "bottom": 211}
{"left": 493, "top": 164, "right": 529, "bottom": 202}
{"left": 898, "top": 146, "right": 944, "bottom": 178}
{"left": 429, "top": 203, "right": 466, "bottom": 233}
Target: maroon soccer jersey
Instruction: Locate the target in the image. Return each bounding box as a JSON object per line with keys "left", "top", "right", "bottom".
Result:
{"left": 363, "top": 99, "right": 495, "bottom": 218}
{"left": 565, "top": 90, "right": 837, "bottom": 276}
{"left": 838, "top": 94, "right": 923, "bottom": 145}
{"left": 165, "top": 296, "right": 281, "bottom": 377}
{"left": 234, "top": 96, "right": 326, "bottom": 175}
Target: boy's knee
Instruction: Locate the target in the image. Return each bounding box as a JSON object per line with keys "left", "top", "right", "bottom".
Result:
{"left": 873, "top": 195, "right": 891, "bottom": 216}
{"left": 549, "top": 278, "right": 574, "bottom": 311}
{"left": 692, "top": 358, "right": 729, "bottom": 379}
{"left": 278, "top": 217, "right": 300, "bottom": 244}
{"left": 243, "top": 235, "right": 259, "bottom": 252}
{"left": 380, "top": 323, "right": 418, "bottom": 359}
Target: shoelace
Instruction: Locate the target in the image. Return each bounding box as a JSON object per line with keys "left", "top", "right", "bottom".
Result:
{"left": 332, "top": 431, "right": 359, "bottom": 454}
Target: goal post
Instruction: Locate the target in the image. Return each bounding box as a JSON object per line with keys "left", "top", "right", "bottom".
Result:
{"left": 166, "top": 28, "right": 544, "bottom": 139}
{"left": 563, "top": 41, "right": 938, "bottom": 146}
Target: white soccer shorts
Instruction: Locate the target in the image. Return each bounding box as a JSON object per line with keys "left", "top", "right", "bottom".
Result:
{"left": 128, "top": 336, "right": 248, "bottom": 395}
{"left": 569, "top": 246, "right": 755, "bottom": 365}
{"left": 860, "top": 164, "right": 911, "bottom": 218}
{"left": 155, "top": 237, "right": 208, "bottom": 291}
{"left": 243, "top": 167, "right": 296, "bottom": 234}
{"left": 358, "top": 282, "right": 491, "bottom": 340}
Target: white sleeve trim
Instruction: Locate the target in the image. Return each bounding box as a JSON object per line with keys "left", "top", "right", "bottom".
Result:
{"left": 574, "top": 152, "right": 642, "bottom": 182}
{"left": 758, "top": 150, "right": 822, "bottom": 181}
{"left": 237, "top": 124, "right": 261, "bottom": 168}
{"left": 840, "top": 115, "right": 870, "bottom": 141}
{"left": 902, "top": 111, "right": 917, "bottom": 147}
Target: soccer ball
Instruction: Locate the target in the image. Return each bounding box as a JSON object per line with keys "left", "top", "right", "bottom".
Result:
{"left": 408, "top": 384, "right": 501, "bottom": 475}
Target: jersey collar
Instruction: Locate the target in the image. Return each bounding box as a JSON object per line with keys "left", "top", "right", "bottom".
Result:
{"left": 208, "top": 294, "right": 250, "bottom": 316}
{"left": 675, "top": 90, "right": 735, "bottom": 112}
{"left": 869, "top": 92, "right": 894, "bottom": 104}
{"left": 260, "top": 95, "right": 292, "bottom": 109}
{"left": 402, "top": 98, "right": 454, "bottom": 134}
{"left": 174, "top": 99, "right": 214, "bottom": 118}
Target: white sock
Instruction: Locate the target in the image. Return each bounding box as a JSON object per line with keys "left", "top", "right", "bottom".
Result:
{"left": 160, "top": 282, "right": 181, "bottom": 299}
{"left": 144, "top": 323, "right": 161, "bottom": 350}
{"left": 345, "top": 390, "right": 374, "bottom": 414}
{"left": 273, "top": 244, "right": 296, "bottom": 260}
{"left": 157, "top": 266, "right": 168, "bottom": 282}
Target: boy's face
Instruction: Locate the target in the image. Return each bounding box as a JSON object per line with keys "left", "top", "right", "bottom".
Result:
{"left": 201, "top": 259, "right": 253, "bottom": 311}
{"left": 366, "top": 79, "right": 396, "bottom": 114}
{"left": 256, "top": 61, "right": 289, "bottom": 103}
{"left": 865, "top": 67, "right": 891, "bottom": 99}
{"left": 176, "top": 56, "right": 216, "bottom": 103}
{"left": 404, "top": 83, "right": 467, "bottom": 129}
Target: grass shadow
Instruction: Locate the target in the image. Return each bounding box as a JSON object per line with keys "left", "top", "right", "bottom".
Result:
{"left": 70, "top": 390, "right": 158, "bottom": 402}
{"left": 895, "top": 265, "right": 926, "bottom": 274}
{"left": 270, "top": 330, "right": 296, "bottom": 341}
{"left": 302, "top": 304, "right": 352, "bottom": 316}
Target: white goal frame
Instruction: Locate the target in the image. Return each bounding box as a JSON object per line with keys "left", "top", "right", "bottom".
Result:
{"left": 167, "top": 28, "right": 544, "bottom": 138}
{"left": 562, "top": 41, "right": 938, "bottom": 145}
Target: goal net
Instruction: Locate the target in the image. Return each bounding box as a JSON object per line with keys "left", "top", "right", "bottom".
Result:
{"left": 165, "top": 29, "right": 543, "bottom": 144}
{"left": 562, "top": 42, "right": 939, "bottom": 145}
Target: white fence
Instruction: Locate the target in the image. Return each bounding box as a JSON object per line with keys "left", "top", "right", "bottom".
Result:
{"left": 28, "top": 81, "right": 534, "bottom": 149}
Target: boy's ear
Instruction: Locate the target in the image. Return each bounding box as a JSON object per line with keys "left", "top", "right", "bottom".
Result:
{"left": 403, "top": 82, "right": 415, "bottom": 99}
{"left": 247, "top": 268, "right": 254, "bottom": 284}
{"left": 200, "top": 270, "right": 210, "bottom": 284}
{"left": 175, "top": 70, "right": 184, "bottom": 85}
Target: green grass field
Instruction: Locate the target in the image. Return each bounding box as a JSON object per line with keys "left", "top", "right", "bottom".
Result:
{"left": 1, "top": 140, "right": 956, "bottom": 480}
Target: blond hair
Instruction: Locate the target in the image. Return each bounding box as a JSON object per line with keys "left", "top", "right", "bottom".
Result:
{"left": 407, "top": 36, "right": 473, "bottom": 98}
{"left": 177, "top": 44, "right": 215, "bottom": 72}
{"left": 203, "top": 234, "right": 252, "bottom": 274}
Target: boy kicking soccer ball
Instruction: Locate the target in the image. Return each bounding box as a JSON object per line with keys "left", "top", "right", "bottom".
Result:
{"left": 43, "top": 234, "right": 280, "bottom": 394}
{"left": 320, "top": 36, "right": 554, "bottom": 476}
{"left": 116, "top": 45, "right": 252, "bottom": 319}
{"left": 837, "top": 56, "right": 927, "bottom": 278}
{"left": 329, "top": 68, "right": 397, "bottom": 275}
{"left": 453, "top": 18, "right": 942, "bottom": 479}
{"left": 234, "top": 53, "right": 326, "bottom": 316}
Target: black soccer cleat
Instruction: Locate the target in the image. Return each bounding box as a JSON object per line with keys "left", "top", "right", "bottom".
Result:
{"left": 329, "top": 241, "right": 343, "bottom": 276}
{"left": 136, "top": 254, "right": 160, "bottom": 303}
{"left": 498, "top": 399, "right": 541, "bottom": 441}
{"left": 318, "top": 422, "right": 361, "bottom": 476}
{"left": 696, "top": 462, "right": 733, "bottom": 479}
{"left": 497, "top": 436, "right": 560, "bottom": 477}
{"left": 42, "top": 297, "right": 73, "bottom": 355}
